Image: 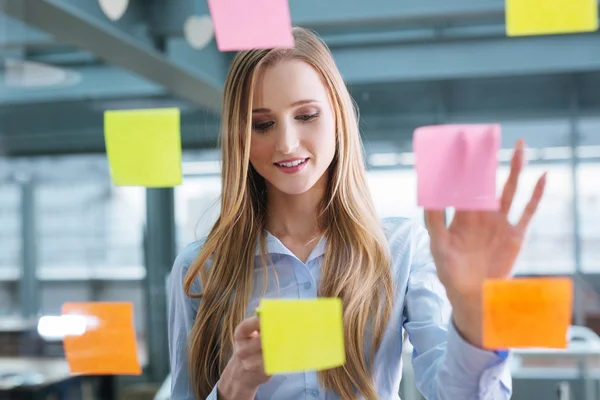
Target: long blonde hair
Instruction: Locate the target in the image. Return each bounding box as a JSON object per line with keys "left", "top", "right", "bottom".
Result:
{"left": 184, "top": 27, "right": 394, "bottom": 400}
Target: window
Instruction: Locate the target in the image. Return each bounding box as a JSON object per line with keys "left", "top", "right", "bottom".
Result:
{"left": 175, "top": 175, "right": 221, "bottom": 250}
{"left": 501, "top": 163, "right": 573, "bottom": 275}
{"left": 447, "top": 163, "right": 574, "bottom": 275}
{"left": 578, "top": 163, "right": 600, "bottom": 273}
{"left": 37, "top": 182, "right": 145, "bottom": 279}
{"left": 367, "top": 169, "right": 423, "bottom": 223}
{"left": 0, "top": 183, "right": 20, "bottom": 274}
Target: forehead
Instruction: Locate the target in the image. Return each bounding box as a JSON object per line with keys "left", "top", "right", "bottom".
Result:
{"left": 252, "top": 59, "right": 329, "bottom": 108}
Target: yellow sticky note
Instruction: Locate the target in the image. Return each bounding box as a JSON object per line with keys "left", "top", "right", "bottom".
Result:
{"left": 104, "top": 108, "right": 182, "bottom": 187}
{"left": 483, "top": 277, "right": 573, "bottom": 349}
{"left": 506, "top": 0, "right": 598, "bottom": 37}
{"left": 259, "top": 298, "right": 345, "bottom": 375}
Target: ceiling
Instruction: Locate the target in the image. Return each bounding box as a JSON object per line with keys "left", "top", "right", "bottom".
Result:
{"left": 1, "top": 0, "right": 600, "bottom": 156}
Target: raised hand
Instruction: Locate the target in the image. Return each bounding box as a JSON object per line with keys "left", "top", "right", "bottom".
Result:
{"left": 424, "top": 139, "right": 546, "bottom": 346}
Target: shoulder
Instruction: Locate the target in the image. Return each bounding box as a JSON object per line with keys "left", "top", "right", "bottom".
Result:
{"left": 380, "top": 216, "right": 433, "bottom": 274}
{"left": 381, "top": 216, "right": 429, "bottom": 248}
{"left": 169, "top": 238, "right": 207, "bottom": 293}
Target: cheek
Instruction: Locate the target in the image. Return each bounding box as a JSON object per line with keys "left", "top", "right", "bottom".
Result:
{"left": 311, "top": 119, "right": 336, "bottom": 159}
{"left": 249, "top": 136, "right": 272, "bottom": 167}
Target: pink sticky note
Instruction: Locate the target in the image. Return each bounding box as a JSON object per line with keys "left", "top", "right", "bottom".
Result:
{"left": 413, "top": 124, "right": 500, "bottom": 210}
{"left": 207, "top": 0, "right": 294, "bottom": 52}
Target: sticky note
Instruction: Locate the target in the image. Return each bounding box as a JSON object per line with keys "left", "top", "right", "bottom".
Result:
{"left": 207, "top": 0, "right": 294, "bottom": 51}
{"left": 259, "top": 298, "right": 345, "bottom": 374}
{"left": 413, "top": 124, "right": 500, "bottom": 210}
{"left": 62, "top": 302, "right": 142, "bottom": 375}
{"left": 483, "top": 277, "right": 573, "bottom": 349}
{"left": 104, "top": 108, "right": 182, "bottom": 187}
{"left": 506, "top": 0, "right": 598, "bottom": 37}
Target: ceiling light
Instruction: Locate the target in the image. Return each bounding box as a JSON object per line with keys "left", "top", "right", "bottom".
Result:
{"left": 98, "top": 0, "right": 129, "bottom": 21}
{"left": 4, "top": 59, "right": 81, "bottom": 88}
{"left": 184, "top": 15, "right": 214, "bottom": 50}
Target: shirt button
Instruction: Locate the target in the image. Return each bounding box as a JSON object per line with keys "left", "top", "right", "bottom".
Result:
{"left": 307, "top": 388, "right": 319, "bottom": 397}
{"left": 303, "top": 282, "right": 312, "bottom": 290}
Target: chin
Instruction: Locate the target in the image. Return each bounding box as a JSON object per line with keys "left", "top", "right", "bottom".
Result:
{"left": 268, "top": 176, "right": 319, "bottom": 196}
{"left": 275, "top": 183, "right": 314, "bottom": 196}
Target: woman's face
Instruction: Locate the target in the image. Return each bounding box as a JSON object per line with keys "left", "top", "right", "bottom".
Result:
{"left": 249, "top": 59, "right": 336, "bottom": 196}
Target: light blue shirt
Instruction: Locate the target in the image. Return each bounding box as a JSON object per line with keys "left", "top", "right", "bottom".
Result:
{"left": 168, "top": 217, "right": 512, "bottom": 399}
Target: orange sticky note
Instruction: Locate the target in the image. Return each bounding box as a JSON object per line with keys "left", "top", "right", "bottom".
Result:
{"left": 61, "top": 302, "right": 141, "bottom": 375}
{"left": 483, "top": 277, "right": 573, "bottom": 349}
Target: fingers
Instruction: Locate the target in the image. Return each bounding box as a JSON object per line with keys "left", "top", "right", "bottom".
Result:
{"left": 500, "top": 139, "right": 526, "bottom": 216}
{"left": 424, "top": 210, "right": 448, "bottom": 242}
{"left": 234, "top": 316, "right": 260, "bottom": 340}
{"left": 235, "top": 334, "right": 262, "bottom": 360}
{"left": 516, "top": 172, "right": 547, "bottom": 234}
{"left": 234, "top": 317, "right": 265, "bottom": 372}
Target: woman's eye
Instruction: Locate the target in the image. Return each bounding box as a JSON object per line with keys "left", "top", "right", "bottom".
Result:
{"left": 296, "top": 112, "right": 319, "bottom": 122}
{"left": 252, "top": 121, "right": 274, "bottom": 132}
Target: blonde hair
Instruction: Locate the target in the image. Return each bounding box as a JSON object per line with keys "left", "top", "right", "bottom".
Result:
{"left": 184, "top": 27, "right": 394, "bottom": 400}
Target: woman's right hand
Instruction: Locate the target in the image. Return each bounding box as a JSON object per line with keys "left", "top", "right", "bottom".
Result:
{"left": 217, "top": 316, "right": 271, "bottom": 400}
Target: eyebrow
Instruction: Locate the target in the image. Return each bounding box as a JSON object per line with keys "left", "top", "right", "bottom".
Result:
{"left": 252, "top": 99, "right": 320, "bottom": 113}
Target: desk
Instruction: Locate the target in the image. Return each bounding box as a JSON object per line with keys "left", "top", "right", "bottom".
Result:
{"left": 0, "top": 358, "right": 83, "bottom": 400}
{"left": 0, "top": 317, "right": 41, "bottom": 358}
{"left": 0, "top": 327, "right": 149, "bottom": 400}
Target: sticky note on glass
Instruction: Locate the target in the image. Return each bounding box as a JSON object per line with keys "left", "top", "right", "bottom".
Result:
{"left": 413, "top": 124, "right": 500, "bottom": 210}
{"left": 506, "top": 0, "right": 598, "bottom": 37}
{"left": 61, "top": 302, "right": 142, "bottom": 375}
{"left": 483, "top": 277, "right": 573, "bottom": 349}
{"left": 104, "top": 108, "right": 182, "bottom": 187}
{"left": 259, "top": 298, "right": 345, "bottom": 374}
{"left": 207, "top": 0, "right": 294, "bottom": 51}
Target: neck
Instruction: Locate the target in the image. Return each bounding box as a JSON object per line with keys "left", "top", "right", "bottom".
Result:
{"left": 265, "top": 175, "right": 327, "bottom": 241}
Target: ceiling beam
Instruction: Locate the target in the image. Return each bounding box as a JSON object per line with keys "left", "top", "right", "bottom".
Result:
{"left": 291, "top": 0, "right": 600, "bottom": 30}
{"left": 2, "top": 122, "right": 221, "bottom": 156}
{"left": 333, "top": 33, "right": 600, "bottom": 84}
{"left": 1, "top": 0, "right": 224, "bottom": 113}
{"left": 0, "top": 13, "right": 54, "bottom": 49}
{"left": 291, "top": 0, "right": 505, "bottom": 30}
{"left": 0, "top": 65, "right": 165, "bottom": 105}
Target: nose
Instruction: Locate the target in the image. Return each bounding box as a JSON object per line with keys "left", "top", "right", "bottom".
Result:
{"left": 275, "top": 123, "right": 300, "bottom": 155}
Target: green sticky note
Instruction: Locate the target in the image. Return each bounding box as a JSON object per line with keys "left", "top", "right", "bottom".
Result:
{"left": 259, "top": 298, "right": 345, "bottom": 375}
{"left": 104, "top": 108, "right": 182, "bottom": 187}
{"left": 506, "top": 0, "right": 598, "bottom": 37}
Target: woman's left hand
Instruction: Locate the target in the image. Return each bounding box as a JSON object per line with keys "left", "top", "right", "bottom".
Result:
{"left": 424, "top": 139, "right": 547, "bottom": 347}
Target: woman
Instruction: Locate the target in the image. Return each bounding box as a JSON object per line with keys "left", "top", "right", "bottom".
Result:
{"left": 168, "top": 27, "right": 546, "bottom": 400}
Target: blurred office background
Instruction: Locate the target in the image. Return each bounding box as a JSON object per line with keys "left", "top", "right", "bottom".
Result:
{"left": 0, "top": 0, "right": 599, "bottom": 399}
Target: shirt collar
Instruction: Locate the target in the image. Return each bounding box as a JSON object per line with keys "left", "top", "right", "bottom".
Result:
{"left": 255, "top": 231, "right": 326, "bottom": 263}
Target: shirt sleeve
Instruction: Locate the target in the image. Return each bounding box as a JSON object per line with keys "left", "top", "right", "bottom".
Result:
{"left": 168, "top": 242, "right": 220, "bottom": 400}
{"left": 402, "top": 222, "right": 512, "bottom": 400}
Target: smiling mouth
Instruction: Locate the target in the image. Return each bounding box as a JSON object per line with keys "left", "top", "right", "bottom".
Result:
{"left": 274, "top": 158, "right": 308, "bottom": 167}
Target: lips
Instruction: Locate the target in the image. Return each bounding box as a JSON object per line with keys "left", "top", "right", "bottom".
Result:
{"left": 273, "top": 158, "right": 309, "bottom": 174}
{"left": 274, "top": 158, "right": 308, "bottom": 167}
